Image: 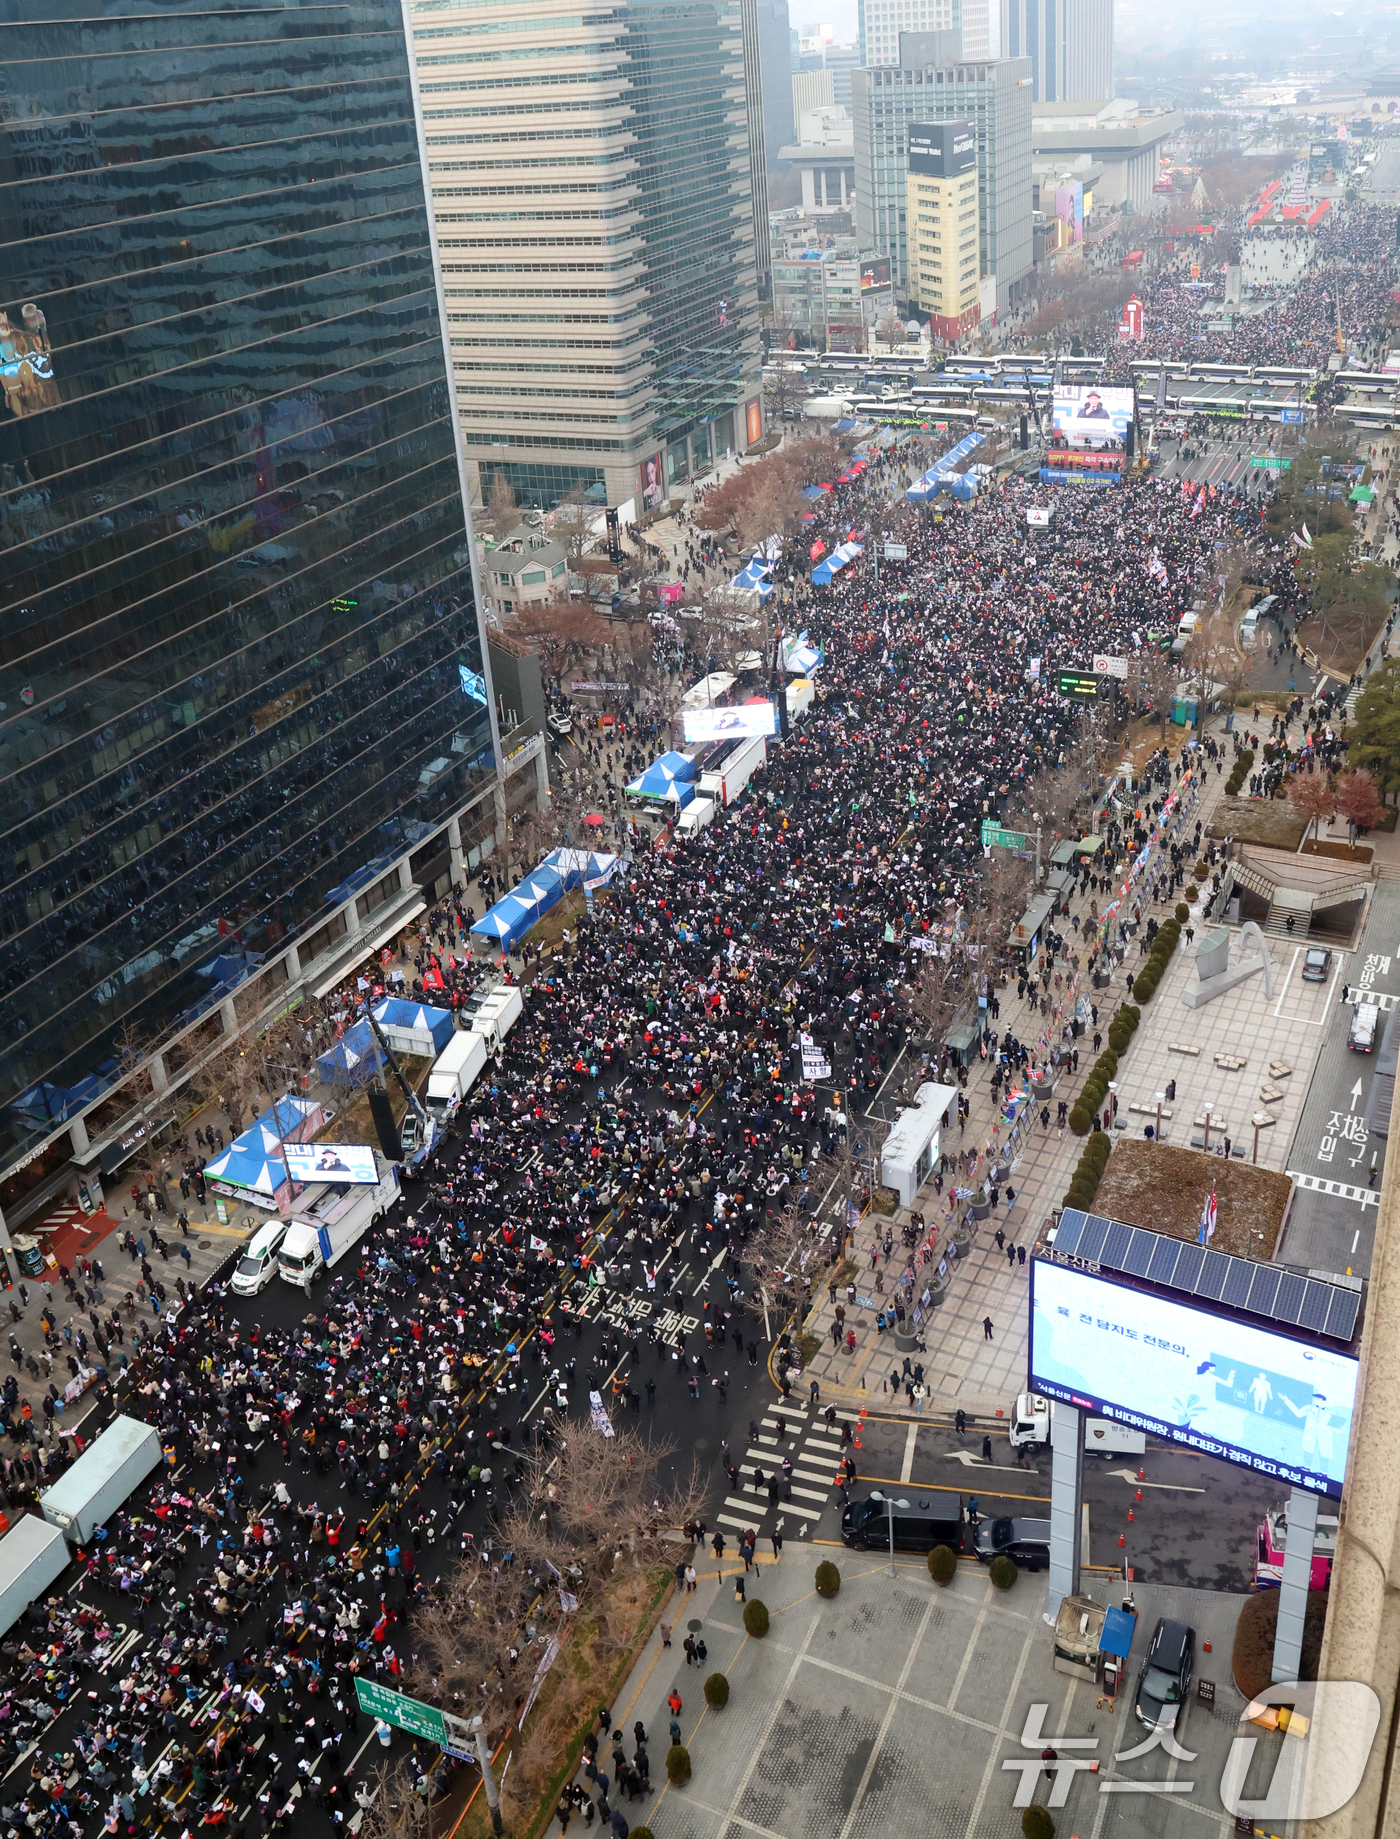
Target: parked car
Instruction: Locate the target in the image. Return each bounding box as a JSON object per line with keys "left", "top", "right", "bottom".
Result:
{"left": 973, "top": 1516, "right": 1052, "bottom": 1570}
{"left": 546, "top": 708, "right": 573, "bottom": 738}
{"left": 231, "top": 1219, "right": 289, "bottom": 1296}
{"left": 1134, "top": 1616, "right": 1195, "bottom": 1733}
{"left": 400, "top": 1112, "right": 425, "bottom": 1158}
{"left": 840, "top": 1494, "right": 964, "bottom": 1554}
{"left": 1348, "top": 1002, "right": 1381, "bottom": 1054}
{"left": 1301, "top": 947, "right": 1332, "bottom": 983}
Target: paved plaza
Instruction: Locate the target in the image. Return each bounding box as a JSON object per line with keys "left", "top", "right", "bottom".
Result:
{"left": 614, "top": 1552, "right": 1259, "bottom": 1839}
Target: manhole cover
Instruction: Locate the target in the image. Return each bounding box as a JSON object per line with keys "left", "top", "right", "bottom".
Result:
{"left": 686, "top": 1618, "right": 703, "bottom": 1631}
{"left": 198, "top": 1239, "right": 213, "bottom": 1250}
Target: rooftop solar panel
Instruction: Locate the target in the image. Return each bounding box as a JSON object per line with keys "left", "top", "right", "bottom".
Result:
{"left": 1324, "top": 1288, "right": 1360, "bottom": 1343}
{"left": 1122, "top": 1231, "right": 1156, "bottom": 1278}
{"left": 1054, "top": 1211, "right": 1086, "bottom": 1256}
{"left": 1273, "top": 1273, "right": 1306, "bottom": 1326}
{"left": 1297, "top": 1283, "right": 1331, "bottom": 1333}
{"left": 1172, "top": 1244, "right": 1205, "bottom": 1291}
{"left": 1078, "top": 1216, "right": 1110, "bottom": 1264}
{"left": 1147, "top": 1238, "right": 1181, "bottom": 1286}
{"left": 1246, "top": 1267, "right": 1281, "bottom": 1317}
{"left": 1221, "top": 1261, "right": 1254, "bottom": 1310}
{"left": 1197, "top": 1250, "right": 1230, "bottom": 1300}
{"left": 1101, "top": 1220, "right": 1133, "bottom": 1270}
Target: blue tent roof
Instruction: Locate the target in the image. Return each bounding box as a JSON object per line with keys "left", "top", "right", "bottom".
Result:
{"left": 205, "top": 1098, "right": 322, "bottom": 1199}
{"left": 626, "top": 751, "right": 697, "bottom": 800}
{"left": 799, "top": 484, "right": 825, "bottom": 500}
{"left": 370, "top": 998, "right": 454, "bottom": 1054}
{"left": 315, "top": 1018, "right": 384, "bottom": 1089}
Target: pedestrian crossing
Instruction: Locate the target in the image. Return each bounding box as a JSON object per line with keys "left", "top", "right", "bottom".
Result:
{"left": 715, "top": 1400, "right": 858, "bottom": 1540}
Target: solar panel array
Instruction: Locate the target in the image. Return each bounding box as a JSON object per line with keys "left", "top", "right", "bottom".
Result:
{"left": 1052, "top": 1209, "right": 1361, "bottom": 1345}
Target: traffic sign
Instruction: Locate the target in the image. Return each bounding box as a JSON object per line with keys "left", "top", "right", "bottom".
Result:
{"left": 981, "top": 821, "right": 1028, "bottom": 851}
{"left": 355, "top": 1680, "right": 478, "bottom": 1757}
{"left": 882, "top": 542, "right": 908, "bottom": 561}
{"left": 1057, "top": 671, "right": 1099, "bottom": 699}
{"left": 1249, "top": 456, "right": 1292, "bottom": 469}
{"left": 1279, "top": 408, "right": 1304, "bottom": 424}
{"left": 1091, "top": 653, "right": 1129, "bottom": 679}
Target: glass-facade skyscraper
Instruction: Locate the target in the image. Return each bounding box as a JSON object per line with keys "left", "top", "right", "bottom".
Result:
{"left": 0, "top": 0, "right": 501, "bottom": 1211}
{"left": 414, "top": 0, "right": 766, "bottom": 512}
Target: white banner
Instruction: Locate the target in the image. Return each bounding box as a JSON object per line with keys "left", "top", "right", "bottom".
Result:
{"left": 1092, "top": 654, "right": 1129, "bottom": 679}
{"left": 799, "top": 1032, "right": 832, "bottom": 1081}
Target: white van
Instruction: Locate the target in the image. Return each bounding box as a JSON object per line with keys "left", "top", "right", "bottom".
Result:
{"left": 231, "top": 1219, "right": 289, "bottom": 1296}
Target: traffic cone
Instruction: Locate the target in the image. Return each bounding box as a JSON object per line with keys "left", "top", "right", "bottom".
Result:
{"left": 1135, "top": 1490, "right": 1142, "bottom": 1502}
{"left": 1117, "top": 1533, "right": 1126, "bottom": 1547}
{"left": 1138, "top": 1465, "right": 1146, "bottom": 1480}
{"left": 1127, "top": 1509, "right": 1134, "bottom": 1522}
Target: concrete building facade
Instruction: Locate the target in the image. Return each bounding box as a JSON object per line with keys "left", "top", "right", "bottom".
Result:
{"left": 1000, "top": 0, "right": 1112, "bottom": 104}
{"left": 412, "top": 0, "right": 764, "bottom": 512}
{"left": 906, "top": 121, "right": 983, "bottom": 338}
{"left": 853, "top": 45, "right": 1033, "bottom": 313}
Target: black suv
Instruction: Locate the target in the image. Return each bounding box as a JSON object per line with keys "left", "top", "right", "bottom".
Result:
{"left": 1134, "top": 1616, "right": 1195, "bottom": 1733}
{"left": 973, "top": 1516, "right": 1052, "bottom": 1570}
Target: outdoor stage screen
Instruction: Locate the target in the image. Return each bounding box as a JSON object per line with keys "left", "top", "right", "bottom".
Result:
{"left": 283, "top": 1143, "right": 380, "bottom": 1185}
{"left": 1049, "top": 383, "right": 1136, "bottom": 451}
{"left": 681, "top": 703, "right": 776, "bottom": 743}
{"left": 1029, "top": 1259, "right": 1357, "bottom": 1498}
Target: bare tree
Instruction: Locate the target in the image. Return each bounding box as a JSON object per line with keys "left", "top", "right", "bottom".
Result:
{"left": 484, "top": 471, "right": 519, "bottom": 541}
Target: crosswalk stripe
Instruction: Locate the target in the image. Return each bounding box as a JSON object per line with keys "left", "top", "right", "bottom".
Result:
{"left": 791, "top": 1468, "right": 831, "bottom": 1485}
{"left": 800, "top": 1438, "right": 846, "bottom": 1455}
{"left": 773, "top": 1501, "right": 823, "bottom": 1520}
{"left": 717, "top": 1512, "right": 761, "bottom": 1532}
{"left": 790, "top": 1485, "right": 828, "bottom": 1502}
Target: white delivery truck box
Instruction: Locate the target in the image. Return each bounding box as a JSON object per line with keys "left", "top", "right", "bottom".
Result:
{"left": 425, "top": 1032, "right": 489, "bottom": 1119}
{"left": 469, "top": 983, "right": 523, "bottom": 1055}
{"left": 678, "top": 796, "right": 716, "bottom": 836}
{"left": 0, "top": 1517, "right": 70, "bottom": 1636}
{"left": 716, "top": 734, "right": 766, "bottom": 807}
{"left": 278, "top": 1161, "right": 399, "bottom": 1285}
{"left": 1006, "top": 1392, "right": 1145, "bottom": 1456}
{"left": 40, "top": 1416, "right": 162, "bottom": 1544}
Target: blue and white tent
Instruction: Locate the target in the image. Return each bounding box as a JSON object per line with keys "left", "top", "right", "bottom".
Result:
{"left": 541, "top": 848, "right": 620, "bottom": 888}
{"left": 371, "top": 998, "right": 454, "bottom": 1058}
{"left": 470, "top": 865, "right": 566, "bottom": 954}
{"left": 779, "top": 632, "right": 824, "bottom": 675}
{"left": 626, "top": 751, "right": 697, "bottom": 802}
{"left": 205, "top": 1097, "right": 324, "bottom": 1208}
{"left": 730, "top": 559, "right": 774, "bottom": 600}
{"left": 810, "top": 541, "right": 863, "bottom": 587}
{"left": 315, "top": 1018, "right": 384, "bottom": 1090}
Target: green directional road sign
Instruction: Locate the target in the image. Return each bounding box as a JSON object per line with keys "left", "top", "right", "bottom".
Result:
{"left": 356, "top": 1679, "right": 458, "bottom": 1747}
{"left": 1249, "top": 456, "right": 1292, "bottom": 470}
{"left": 981, "top": 821, "right": 1028, "bottom": 851}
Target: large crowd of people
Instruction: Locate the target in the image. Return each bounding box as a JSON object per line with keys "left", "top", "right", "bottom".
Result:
{"left": 0, "top": 192, "right": 1393, "bottom": 1839}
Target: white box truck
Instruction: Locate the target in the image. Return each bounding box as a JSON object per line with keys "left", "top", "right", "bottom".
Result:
{"left": 277, "top": 1161, "right": 400, "bottom": 1286}
{"left": 468, "top": 983, "right": 523, "bottom": 1056}
{"left": 0, "top": 1517, "right": 70, "bottom": 1636}
{"left": 1006, "top": 1392, "right": 1146, "bottom": 1457}
{"left": 40, "top": 1415, "right": 162, "bottom": 1544}
{"left": 698, "top": 734, "right": 766, "bottom": 808}
{"left": 678, "top": 795, "right": 716, "bottom": 837}
{"left": 425, "top": 1031, "right": 489, "bottom": 1120}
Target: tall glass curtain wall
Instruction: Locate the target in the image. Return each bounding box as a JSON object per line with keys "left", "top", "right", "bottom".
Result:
{"left": 0, "top": 0, "right": 495, "bottom": 1170}
{"left": 627, "top": 0, "right": 759, "bottom": 447}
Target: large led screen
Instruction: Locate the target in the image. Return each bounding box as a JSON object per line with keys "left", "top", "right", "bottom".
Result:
{"left": 681, "top": 703, "right": 776, "bottom": 743}
{"left": 1029, "top": 1259, "right": 1358, "bottom": 1498}
{"left": 1050, "top": 384, "right": 1136, "bottom": 451}
{"left": 283, "top": 1143, "right": 380, "bottom": 1185}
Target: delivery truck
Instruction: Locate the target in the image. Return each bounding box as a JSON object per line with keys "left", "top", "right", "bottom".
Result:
{"left": 678, "top": 795, "right": 716, "bottom": 837}
{"left": 425, "top": 1031, "right": 489, "bottom": 1119}
{"left": 277, "top": 1159, "right": 400, "bottom": 1285}
{"left": 698, "top": 734, "right": 766, "bottom": 809}
{"left": 1006, "top": 1392, "right": 1147, "bottom": 1457}
{"left": 40, "top": 1416, "right": 162, "bottom": 1545}
{"left": 467, "top": 983, "right": 523, "bottom": 1056}
{"left": 0, "top": 1517, "right": 70, "bottom": 1637}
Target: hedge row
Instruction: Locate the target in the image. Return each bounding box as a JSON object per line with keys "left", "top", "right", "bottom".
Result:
{"left": 1224, "top": 749, "right": 1255, "bottom": 796}
{"left": 1131, "top": 916, "right": 1181, "bottom": 1006}
{"left": 1062, "top": 1127, "right": 1112, "bottom": 1211}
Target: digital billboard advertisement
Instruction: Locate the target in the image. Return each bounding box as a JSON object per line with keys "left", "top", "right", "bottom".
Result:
{"left": 907, "top": 121, "right": 976, "bottom": 179}
{"left": 1055, "top": 181, "right": 1084, "bottom": 246}
{"left": 681, "top": 702, "right": 776, "bottom": 743}
{"left": 1050, "top": 383, "right": 1136, "bottom": 451}
{"left": 860, "top": 258, "right": 891, "bottom": 291}
{"left": 1030, "top": 1259, "right": 1358, "bottom": 1498}
{"left": 284, "top": 1143, "right": 381, "bottom": 1185}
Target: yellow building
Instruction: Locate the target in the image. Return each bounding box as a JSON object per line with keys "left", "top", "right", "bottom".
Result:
{"left": 906, "top": 121, "right": 982, "bottom": 342}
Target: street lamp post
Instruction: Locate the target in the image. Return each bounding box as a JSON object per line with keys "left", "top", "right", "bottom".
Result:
{"left": 1106, "top": 1080, "right": 1118, "bottom": 1130}
{"left": 869, "top": 1489, "right": 910, "bottom": 1577}
{"left": 1202, "top": 1101, "right": 1214, "bottom": 1154}
{"left": 1155, "top": 1089, "right": 1165, "bottom": 1142}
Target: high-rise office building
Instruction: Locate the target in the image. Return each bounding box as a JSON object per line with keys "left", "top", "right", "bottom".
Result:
{"left": 742, "top": 0, "right": 798, "bottom": 294}
{"left": 414, "top": 0, "right": 765, "bottom": 512}
{"left": 906, "top": 122, "right": 983, "bottom": 338}
{"left": 822, "top": 42, "right": 864, "bottom": 108}
{"left": 0, "top": 0, "right": 504, "bottom": 1226}
{"left": 1001, "top": 0, "right": 1112, "bottom": 103}
{"left": 852, "top": 45, "right": 1032, "bottom": 311}
{"left": 859, "top": 0, "right": 961, "bottom": 66}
